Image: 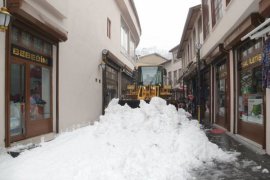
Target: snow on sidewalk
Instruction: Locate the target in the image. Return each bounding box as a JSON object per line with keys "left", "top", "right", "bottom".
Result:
{"left": 0, "top": 97, "right": 239, "bottom": 180}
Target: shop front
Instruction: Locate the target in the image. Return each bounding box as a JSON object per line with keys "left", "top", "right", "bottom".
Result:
{"left": 6, "top": 22, "right": 56, "bottom": 146}
{"left": 236, "top": 38, "right": 265, "bottom": 146}
{"left": 102, "top": 49, "right": 133, "bottom": 112}
{"left": 201, "top": 68, "right": 211, "bottom": 123}
{"left": 215, "top": 58, "right": 230, "bottom": 130}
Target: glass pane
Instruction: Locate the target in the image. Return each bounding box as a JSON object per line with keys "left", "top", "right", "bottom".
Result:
{"left": 217, "top": 78, "right": 226, "bottom": 117}
{"left": 140, "top": 66, "right": 162, "bottom": 85}
{"left": 11, "top": 27, "right": 20, "bottom": 44}
{"left": 34, "top": 37, "right": 43, "bottom": 52}
{"left": 239, "top": 67, "right": 263, "bottom": 124}
{"left": 22, "top": 31, "right": 31, "bottom": 47}
{"left": 105, "top": 66, "right": 118, "bottom": 107}
{"left": 43, "top": 42, "right": 52, "bottom": 56}
{"left": 10, "top": 64, "right": 25, "bottom": 136}
{"left": 30, "top": 65, "right": 51, "bottom": 120}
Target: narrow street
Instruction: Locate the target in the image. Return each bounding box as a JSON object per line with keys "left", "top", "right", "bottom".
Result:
{"left": 193, "top": 128, "right": 270, "bottom": 179}
{"left": 0, "top": 97, "right": 269, "bottom": 179}
{"left": 1, "top": 0, "right": 270, "bottom": 179}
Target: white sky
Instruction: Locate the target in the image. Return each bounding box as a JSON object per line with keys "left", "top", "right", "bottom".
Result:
{"left": 134, "top": 0, "right": 201, "bottom": 52}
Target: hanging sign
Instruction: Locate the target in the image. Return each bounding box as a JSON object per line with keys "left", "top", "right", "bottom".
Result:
{"left": 262, "top": 38, "right": 270, "bottom": 89}
{"left": 11, "top": 45, "right": 52, "bottom": 66}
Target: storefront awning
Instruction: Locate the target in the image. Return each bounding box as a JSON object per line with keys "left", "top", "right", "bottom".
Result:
{"left": 241, "top": 18, "right": 270, "bottom": 40}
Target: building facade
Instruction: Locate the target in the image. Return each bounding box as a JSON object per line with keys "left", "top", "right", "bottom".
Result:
{"left": 178, "top": 0, "right": 270, "bottom": 154}
{"left": 163, "top": 45, "right": 183, "bottom": 101}
{"left": 1, "top": 0, "right": 141, "bottom": 147}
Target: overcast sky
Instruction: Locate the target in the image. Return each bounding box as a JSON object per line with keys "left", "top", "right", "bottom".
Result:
{"left": 134, "top": 0, "right": 201, "bottom": 52}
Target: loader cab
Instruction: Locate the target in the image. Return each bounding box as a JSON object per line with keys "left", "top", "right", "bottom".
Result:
{"left": 137, "top": 66, "right": 164, "bottom": 86}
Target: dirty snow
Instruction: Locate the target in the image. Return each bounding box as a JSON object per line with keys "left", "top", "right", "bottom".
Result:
{"left": 0, "top": 97, "right": 238, "bottom": 180}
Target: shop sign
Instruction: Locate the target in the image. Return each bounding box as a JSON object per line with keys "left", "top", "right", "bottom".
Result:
{"left": 241, "top": 53, "right": 262, "bottom": 69}
{"left": 11, "top": 45, "right": 51, "bottom": 66}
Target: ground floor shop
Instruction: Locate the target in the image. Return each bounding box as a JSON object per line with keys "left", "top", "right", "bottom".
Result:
{"left": 202, "top": 13, "right": 270, "bottom": 154}
{"left": 0, "top": 11, "right": 67, "bottom": 147}
{"left": 101, "top": 49, "right": 133, "bottom": 112}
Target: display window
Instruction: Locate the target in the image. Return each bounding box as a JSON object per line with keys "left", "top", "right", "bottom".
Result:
{"left": 8, "top": 24, "right": 53, "bottom": 142}
{"left": 239, "top": 66, "right": 263, "bottom": 124}
{"left": 215, "top": 60, "right": 228, "bottom": 129}
{"left": 238, "top": 39, "right": 263, "bottom": 125}
{"left": 105, "top": 65, "right": 118, "bottom": 108}
{"left": 237, "top": 38, "right": 264, "bottom": 145}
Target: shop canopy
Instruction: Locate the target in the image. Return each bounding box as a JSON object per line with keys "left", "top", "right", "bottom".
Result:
{"left": 241, "top": 18, "right": 270, "bottom": 40}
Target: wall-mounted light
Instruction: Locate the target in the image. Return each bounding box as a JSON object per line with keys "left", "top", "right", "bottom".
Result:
{"left": 0, "top": 0, "right": 11, "bottom": 32}
{"left": 99, "top": 61, "right": 106, "bottom": 70}
{"left": 195, "top": 43, "right": 202, "bottom": 50}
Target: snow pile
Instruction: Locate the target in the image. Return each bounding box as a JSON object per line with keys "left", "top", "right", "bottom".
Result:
{"left": 0, "top": 97, "right": 238, "bottom": 180}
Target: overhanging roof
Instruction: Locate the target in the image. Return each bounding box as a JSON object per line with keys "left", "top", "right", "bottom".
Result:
{"left": 241, "top": 18, "right": 270, "bottom": 40}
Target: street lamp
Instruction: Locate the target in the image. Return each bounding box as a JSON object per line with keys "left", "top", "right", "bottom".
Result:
{"left": 0, "top": 0, "right": 11, "bottom": 32}
{"left": 196, "top": 43, "right": 202, "bottom": 124}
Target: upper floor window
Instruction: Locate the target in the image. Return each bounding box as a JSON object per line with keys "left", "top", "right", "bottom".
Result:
{"left": 211, "top": 0, "right": 223, "bottom": 27}
{"left": 202, "top": 0, "right": 210, "bottom": 39}
{"left": 107, "top": 18, "right": 111, "bottom": 39}
{"left": 197, "top": 17, "right": 203, "bottom": 43}
{"left": 193, "top": 30, "right": 196, "bottom": 56}
{"left": 226, "top": 0, "right": 231, "bottom": 6}
{"left": 121, "top": 19, "right": 129, "bottom": 54}
{"left": 168, "top": 71, "right": 172, "bottom": 84}
{"left": 130, "top": 37, "right": 135, "bottom": 60}
{"left": 173, "top": 70, "right": 177, "bottom": 85}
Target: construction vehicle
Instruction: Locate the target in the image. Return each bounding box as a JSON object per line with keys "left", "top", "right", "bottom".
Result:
{"left": 119, "top": 65, "right": 174, "bottom": 108}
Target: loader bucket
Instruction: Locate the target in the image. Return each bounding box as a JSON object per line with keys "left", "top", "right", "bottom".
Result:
{"left": 118, "top": 99, "right": 150, "bottom": 108}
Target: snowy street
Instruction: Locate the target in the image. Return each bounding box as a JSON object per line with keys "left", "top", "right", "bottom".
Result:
{"left": 0, "top": 97, "right": 245, "bottom": 180}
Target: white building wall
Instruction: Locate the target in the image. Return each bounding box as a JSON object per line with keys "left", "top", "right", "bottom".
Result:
{"left": 56, "top": 0, "right": 139, "bottom": 130}
{"left": 201, "top": 0, "right": 259, "bottom": 59}
{"left": 0, "top": 32, "right": 6, "bottom": 147}
{"left": 0, "top": 0, "right": 140, "bottom": 144}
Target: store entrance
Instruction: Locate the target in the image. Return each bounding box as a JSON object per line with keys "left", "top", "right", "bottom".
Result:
{"left": 215, "top": 61, "right": 229, "bottom": 129}
{"left": 9, "top": 58, "right": 52, "bottom": 142}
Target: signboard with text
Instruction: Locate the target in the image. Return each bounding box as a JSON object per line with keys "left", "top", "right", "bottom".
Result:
{"left": 11, "top": 45, "right": 52, "bottom": 66}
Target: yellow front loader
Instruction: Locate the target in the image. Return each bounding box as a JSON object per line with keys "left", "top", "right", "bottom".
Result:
{"left": 119, "top": 65, "right": 175, "bottom": 108}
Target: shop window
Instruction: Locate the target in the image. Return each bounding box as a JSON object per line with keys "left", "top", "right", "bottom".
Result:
{"left": 238, "top": 38, "right": 263, "bottom": 125}
{"left": 105, "top": 66, "right": 118, "bottom": 107}
{"left": 30, "top": 65, "right": 51, "bottom": 120}
{"left": 239, "top": 67, "right": 263, "bottom": 124}
{"left": 216, "top": 63, "right": 227, "bottom": 118}
{"left": 10, "top": 63, "right": 25, "bottom": 136}
{"left": 9, "top": 25, "right": 53, "bottom": 141}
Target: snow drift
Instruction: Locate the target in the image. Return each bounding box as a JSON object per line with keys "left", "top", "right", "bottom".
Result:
{"left": 0, "top": 97, "right": 238, "bottom": 180}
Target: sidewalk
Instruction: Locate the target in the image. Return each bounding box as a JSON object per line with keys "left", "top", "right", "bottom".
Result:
{"left": 192, "top": 123, "right": 270, "bottom": 180}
